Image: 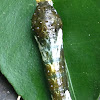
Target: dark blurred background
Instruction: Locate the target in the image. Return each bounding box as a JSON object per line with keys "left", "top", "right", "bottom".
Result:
{"left": 0, "top": 72, "right": 18, "bottom": 100}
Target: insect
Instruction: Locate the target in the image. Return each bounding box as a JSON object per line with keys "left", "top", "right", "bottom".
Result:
{"left": 31, "top": 1, "right": 72, "bottom": 100}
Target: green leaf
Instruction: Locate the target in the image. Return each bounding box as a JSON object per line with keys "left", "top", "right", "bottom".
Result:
{"left": 54, "top": 0, "right": 100, "bottom": 99}
{"left": 0, "top": 0, "right": 100, "bottom": 100}
{"left": 0, "top": 0, "right": 51, "bottom": 100}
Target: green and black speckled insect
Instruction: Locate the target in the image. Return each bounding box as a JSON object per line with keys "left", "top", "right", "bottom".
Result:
{"left": 31, "top": 1, "right": 72, "bottom": 100}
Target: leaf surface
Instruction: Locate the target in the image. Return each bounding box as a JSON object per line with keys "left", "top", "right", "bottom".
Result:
{"left": 0, "top": 0, "right": 100, "bottom": 100}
